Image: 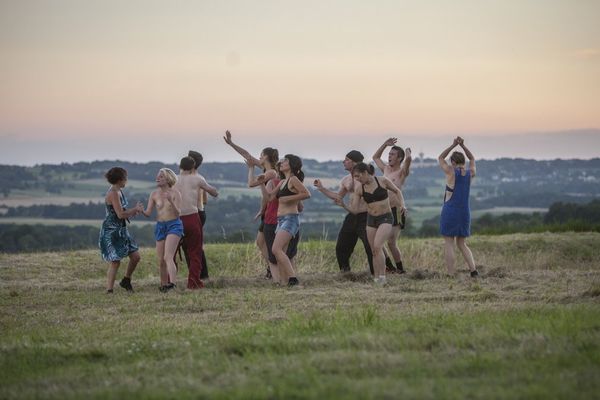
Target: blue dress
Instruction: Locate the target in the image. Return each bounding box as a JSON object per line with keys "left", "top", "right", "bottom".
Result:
{"left": 99, "top": 189, "right": 139, "bottom": 262}
{"left": 440, "top": 168, "right": 471, "bottom": 237}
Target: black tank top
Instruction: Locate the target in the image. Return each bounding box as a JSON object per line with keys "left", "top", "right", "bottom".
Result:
{"left": 362, "top": 177, "right": 388, "bottom": 204}
{"left": 276, "top": 179, "right": 295, "bottom": 198}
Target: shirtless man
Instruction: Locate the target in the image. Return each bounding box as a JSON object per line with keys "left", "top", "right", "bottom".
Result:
{"left": 187, "top": 150, "right": 210, "bottom": 280}
{"left": 314, "top": 150, "right": 374, "bottom": 274}
{"left": 175, "top": 156, "right": 218, "bottom": 289}
{"left": 373, "top": 138, "right": 410, "bottom": 273}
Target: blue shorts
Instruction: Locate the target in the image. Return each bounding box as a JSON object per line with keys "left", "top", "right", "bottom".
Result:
{"left": 276, "top": 213, "right": 300, "bottom": 237}
{"left": 154, "top": 218, "right": 184, "bottom": 241}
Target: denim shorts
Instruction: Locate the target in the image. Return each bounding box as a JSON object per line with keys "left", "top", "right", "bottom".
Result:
{"left": 366, "top": 212, "right": 394, "bottom": 228}
{"left": 154, "top": 218, "right": 184, "bottom": 241}
{"left": 276, "top": 213, "right": 300, "bottom": 237}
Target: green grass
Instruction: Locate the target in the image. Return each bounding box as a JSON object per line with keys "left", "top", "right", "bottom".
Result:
{"left": 1, "top": 232, "right": 600, "bottom": 399}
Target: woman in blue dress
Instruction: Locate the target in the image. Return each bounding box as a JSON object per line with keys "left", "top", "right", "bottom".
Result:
{"left": 99, "top": 167, "right": 144, "bottom": 293}
{"left": 438, "top": 137, "right": 478, "bottom": 277}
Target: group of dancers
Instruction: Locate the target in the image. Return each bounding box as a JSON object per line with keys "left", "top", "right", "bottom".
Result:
{"left": 99, "top": 133, "right": 477, "bottom": 293}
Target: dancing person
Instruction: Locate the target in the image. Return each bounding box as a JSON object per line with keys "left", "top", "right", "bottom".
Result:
{"left": 223, "top": 130, "right": 279, "bottom": 277}
{"left": 336, "top": 163, "right": 402, "bottom": 284}
{"left": 261, "top": 155, "right": 310, "bottom": 286}
{"left": 185, "top": 150, "right": 210, "bottom": 280}
{"left": 175, "top": 156, "right": 219, "bottom": 289}
{"left": 141, "top": 168, "right": 183, "bottom": 292}
{"left": 373, "top": 138, "right": 411, "bottom": 273}
{"left": 99, "top": 167, "right": 143, "bottom": 293}
{"left": 313, "top": 150, "right": 374, "bottom": 274}
{"left": 438, "top": 137, "right": 478, "bottom": 277}
{"left": 248, "top": 160, "right": 300, "bottom": 284}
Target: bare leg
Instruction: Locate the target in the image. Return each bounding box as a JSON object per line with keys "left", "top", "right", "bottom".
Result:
{"left": 164, "top": 234, "right": 181, "bottom": 285}
{"left": 372, "top": 224, "right": 393, "bottom": 279}
{"left": 156, "top": 240, "right": 168, "bottom": 286}
{"left": 456, "top": 237, "right": 476, "bottom": 272}
{"left": 386, "top": 226, "right": 402, "bottom": 263}
{"left": 107, "top": 261, "right": 120, "bottom": 291}
{"left": 124, "top": 251, "right": 140, "bottom": 278}
{"left": 272, "top": 230, "right": 296, "bottom": 284}
{"left": 269, "top": 261, "right": 281, "bottom": 284}
{"left": 443, "top": 236, "right": 456, "bottom": 275}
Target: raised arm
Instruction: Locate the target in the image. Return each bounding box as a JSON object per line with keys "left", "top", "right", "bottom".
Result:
{"left": 438, "top": 138, "right": 459, "bottom": 177}
{"left": 373, "top": 137, "right": 396, "bottom": 173}
{"left": 457, "top": 137, "right": 476, "bottom": 178}
{"left": 313, "top": 178, "right": 347, "bottom": 202}
{"left": 223, "top": 130, "right": 261, "bottom": 167}
{"left": 260, "top": 179, "right": 281, "bottom": 202}
{"left": 401, "top": 147, "right": 412, "bottom": 177}
{"left": 247, "top": 162, "right": 277, "bottom": 188}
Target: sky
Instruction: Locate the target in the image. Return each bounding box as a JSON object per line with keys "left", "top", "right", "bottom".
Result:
{"left": 1, "top": 0, "right": 599, "bottom": 165}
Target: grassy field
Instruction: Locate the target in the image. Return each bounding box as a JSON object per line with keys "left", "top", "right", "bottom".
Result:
{"left": 1, "top": 232, "right": 599, "bottom": 399}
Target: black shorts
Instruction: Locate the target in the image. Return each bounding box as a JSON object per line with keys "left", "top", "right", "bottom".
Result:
{"left": 263, "top": 223, "right": 300, "bottom": 264}
{"left": 258, "top": 215, "right": 265, "bottom": 233}
{"left": 366, "top": 212, "right": 394, "bottom": 228}
{"left": 391, "top": 207, "right": 406, "bottom": 229}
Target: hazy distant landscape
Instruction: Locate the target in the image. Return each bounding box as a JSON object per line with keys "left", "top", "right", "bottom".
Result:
{"left": 1, "top": 157, "right": 599, "bottom": 252}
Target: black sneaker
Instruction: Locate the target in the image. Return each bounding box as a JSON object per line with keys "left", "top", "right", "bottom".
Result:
{"left": 164, "top": 283, "right": 176, "bottom": 292}
{"left": 470, "top": 270, "right": 479, "bottom": 278}
{"left": 264, "top": 268, "right": 272, "bottom": 280}
{"left": 106, "top": 289, "right": 113, "bottom": 294}
{"left": 287, "top": 277, "right": 299, "bottom": 287}
{"left": 119, "top": 277, "right": 134, "bottom": 292}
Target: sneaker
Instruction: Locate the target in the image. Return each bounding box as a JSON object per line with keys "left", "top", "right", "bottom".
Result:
{"left": 106, "top": 289, "right": 113, "bottom": 294}
{"left": 287, "top": 277, "right": 300, "bottom": 287}
{"left": 470, "top": 270, "right": 479, "bottom": 278}
{"left": 164, "top": 283, "right": 176, "bottom": 292}
{"left": 119, "top": 277, "right": 134, "bottom": 292}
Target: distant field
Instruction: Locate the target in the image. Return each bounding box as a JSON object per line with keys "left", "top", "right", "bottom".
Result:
{"left": 0, "top": 217, "right": 154, "bottom": 227}
{"left": 1, "top": 232, "right": 599, "bottom": 399}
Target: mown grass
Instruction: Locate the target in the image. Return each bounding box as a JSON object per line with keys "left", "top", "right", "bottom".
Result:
{"left": 1, "top": 232, "right": 599, "bottom": 399}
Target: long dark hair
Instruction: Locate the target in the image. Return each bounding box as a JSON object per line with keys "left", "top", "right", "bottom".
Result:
{"left": 352, "top": 162, "right": 375, "bottom": 176}
{"left": 285, "top": 154, "right": 304, "bottom": 182}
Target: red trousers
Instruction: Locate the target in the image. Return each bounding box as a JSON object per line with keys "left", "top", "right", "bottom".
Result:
{"left": 180, "top": 213, "right": 204, "bottom": 289}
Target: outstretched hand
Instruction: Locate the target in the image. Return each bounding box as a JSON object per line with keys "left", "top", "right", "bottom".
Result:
{"left": 223, "top": 130, "right": 232, "bottom": 145}
{"left": 384, "top": 137, "right": 397, "bottom": 147}
{"left": 313, "top": 179, "right": 323, "bottom": 189}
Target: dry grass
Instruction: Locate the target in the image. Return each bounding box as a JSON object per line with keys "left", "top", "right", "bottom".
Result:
{"left": 1, "top": 232, "right": 599, "bottom": 399}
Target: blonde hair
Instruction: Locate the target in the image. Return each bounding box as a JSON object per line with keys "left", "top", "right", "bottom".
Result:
{"left": 159, "top": 168, "right": 178, "bottom": 187}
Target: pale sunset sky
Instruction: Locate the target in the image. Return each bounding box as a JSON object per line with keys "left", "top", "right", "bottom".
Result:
{"left": 1, "top": 0, "right": 599, "bottom": 165}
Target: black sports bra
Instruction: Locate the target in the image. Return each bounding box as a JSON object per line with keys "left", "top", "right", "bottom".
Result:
{"left": 362, "top": 177, "right": 388, "bottom": 204}
{"left": 276, "top": 179, "right": 295, "bottom": 198}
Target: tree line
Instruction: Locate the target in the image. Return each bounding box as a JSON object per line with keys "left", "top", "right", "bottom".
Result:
{"left": 2, "top": 200, "right": 598, "bottom": 253}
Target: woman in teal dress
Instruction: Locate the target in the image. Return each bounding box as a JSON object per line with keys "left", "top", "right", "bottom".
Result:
{"left": 99, "top": 167, "right": 143, "bottom": 293}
